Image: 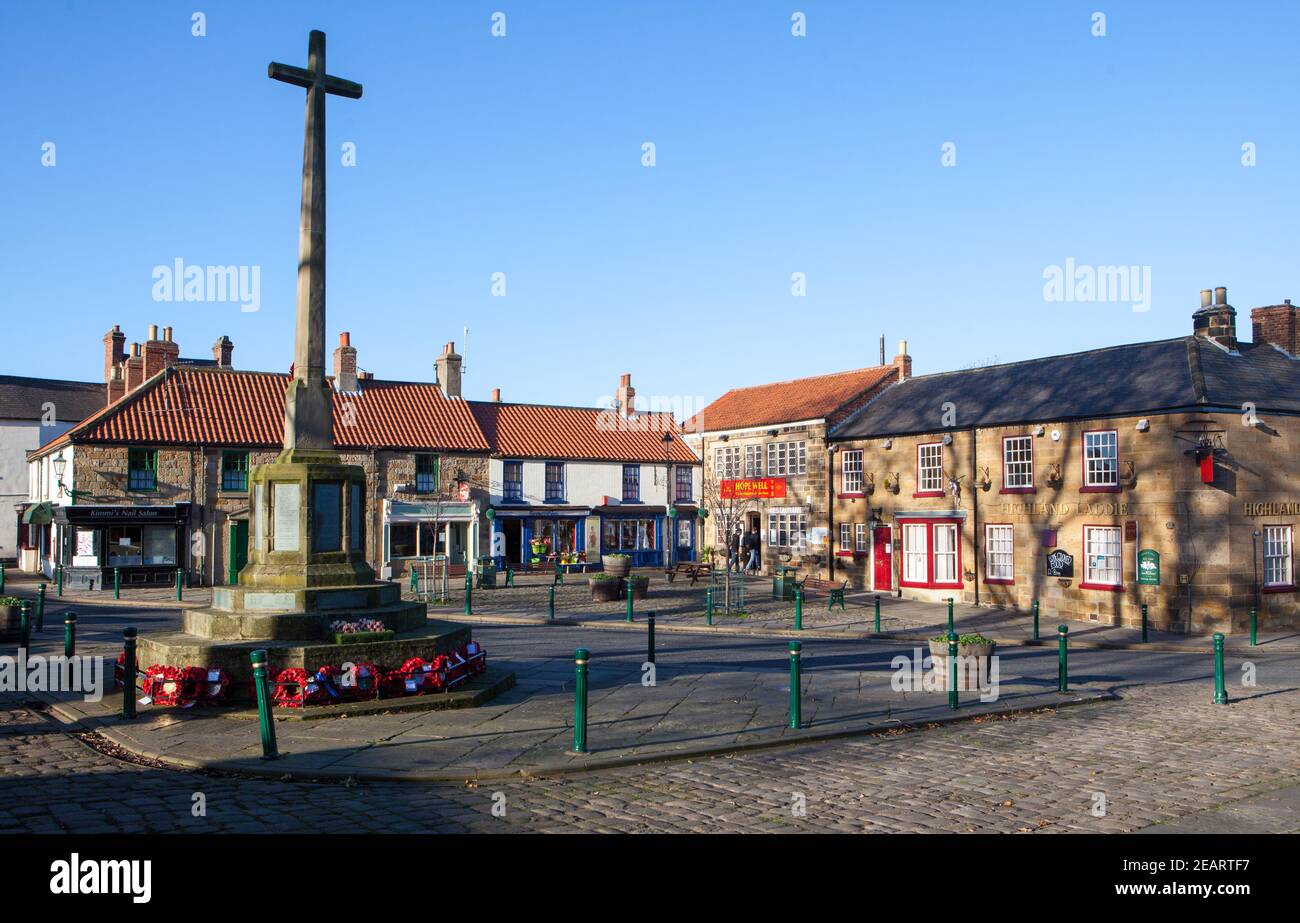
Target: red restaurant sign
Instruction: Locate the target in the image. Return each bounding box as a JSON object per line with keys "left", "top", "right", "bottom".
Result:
{"left": 721, "top": 477, "right": 787, "bottom": 499}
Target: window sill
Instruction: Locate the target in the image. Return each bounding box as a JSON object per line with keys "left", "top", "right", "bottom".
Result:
{"left": 1079, "top": 581, "right": 1124, "bottom": 592}
{"left": 838, "top": 492, "right": 866, "bottom": 500}
{"left": 1079, "top": 485, "right": 1121, "bottom": 494}
{"left": 1262, "top": 584, "right": 1297, "bottom": 594}
{"left": 999, "top": 487, "right": 1035, "bottom": 495}
{"left": 983, "top": 578, "right": 1015, "bottom": 585}
{"left": 901, "top": 581, "right": 963, "bottom": 590}
{"left": 912, "top": 491, "right": 945, "bottom": 499}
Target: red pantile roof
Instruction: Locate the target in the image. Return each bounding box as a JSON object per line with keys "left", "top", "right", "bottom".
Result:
{"left": 469, "top": 402, "right": 699, "bottom": 463}
{"left": 41, "top": 366, "right": 490, "bottom": 453}
{"left": 685, "top": 365, "right": 900, "bottom": 433}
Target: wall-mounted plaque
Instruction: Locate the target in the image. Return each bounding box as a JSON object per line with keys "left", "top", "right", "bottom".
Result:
{"left": 1045, "top": 548, "right": 1074, "bottom": 577}
{"left": 1137, "top": 548, "right": 1160, "bottom": 586}
{"left": 312, "top": 482, "right": 342, "bottom": 553}
{"left": 273, "top": 483, "right": 301, "bottom": 552}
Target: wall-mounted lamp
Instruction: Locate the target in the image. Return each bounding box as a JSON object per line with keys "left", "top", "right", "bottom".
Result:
{"left": 1136, "top": 419, "right": 1150, "bottom": 432}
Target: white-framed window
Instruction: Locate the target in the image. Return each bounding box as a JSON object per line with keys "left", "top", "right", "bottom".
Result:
{"left": 1002, "top": 436, "right": 1033, "bottom": 490}
{"left": 839, "top": 523, "right": 852, "bottom": 552}
{"left": 1083, "top": 525, "right": 1122, "bottom": 586}
{"left": 767, "top": 509, "right": 807, "bottom": 548}
{"left": 766, "top": 440, "right": 807, "bottom": 476}
{"left": 855, "top": 523, "right": 868, "bottom": 553}
{"left": 714, "top": 446, "right": 740, "bottom": 479}
{"left": 842, "top": 450, "right": 864, "bottom": 493}
{"left": 1263, "top": 525, "right": 1293, "bottom": 587}
{"left": 1083, "top": 430, "right": 1119, "bottom": 487}
{"left": 744, "top": 444, "right": 762, "bottom": 477}
{"left": 918, "top": 443, "right": 943, "bottom": 493}
{"left": 933, "top": 523, "right": 958, "bottom": 584}
{"left": 902, "top": 523, "right": 929, "bottom": 583}
{"left": 985, "top": 524, "right": 1014, "bottom": 582}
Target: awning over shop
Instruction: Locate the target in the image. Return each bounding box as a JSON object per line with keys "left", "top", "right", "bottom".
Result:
{"left": 490, "top": 506, "right": 590, "bottom": 518}
{"left": 20, "top": 502, "right": 53, "bottom": 525}
{"left": 387, "top": 500, "right": 478, "bottom": 522}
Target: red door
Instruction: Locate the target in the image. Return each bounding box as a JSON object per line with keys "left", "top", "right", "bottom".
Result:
{"left": 872, "top": 526, "right": 892, "bottom": 591}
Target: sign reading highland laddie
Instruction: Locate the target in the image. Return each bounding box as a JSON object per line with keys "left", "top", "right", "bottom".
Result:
{"left": 1045, "top": 548, "right": 1074, "bottom": 577}
{"left": 1137, "top": 548, "right": 1160, "bottom": 585}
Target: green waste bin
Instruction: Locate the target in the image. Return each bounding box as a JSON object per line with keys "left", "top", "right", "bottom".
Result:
{"left": 476, "top": 557, "right": 498, "bottom": 589}
{"left": 773, "top": 565, "right": 798, "bottom": 601}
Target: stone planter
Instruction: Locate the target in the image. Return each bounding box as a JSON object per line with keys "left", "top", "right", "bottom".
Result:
{"left": 928, "top": 639, "right": 997, "bottom": 691}
{"left": 0, "top": 604, "right": 20, "bottom": 641}
{"left": 601, "top": 555, "right": 631, "bottom": 579}
{"left": 589, "top": 577, "right": 620, "bottom": 602}
{"left": 621, "top": 575, "right": 649, "bottom": 600}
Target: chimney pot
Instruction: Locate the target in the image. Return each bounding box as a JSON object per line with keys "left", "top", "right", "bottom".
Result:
{"left": 339, "top": 331, "right": 351, "bottom": 347}
{"left": 131, "top": 342, "right": 141, "bottom": 357}
{"left": 1200, "top": 289, "right": 1213, "bottom": 308}
{"left": 147, "top": 324, "right": 158, "bottom": 341}
{"left": 162, "top": 326, "right": 173, "bottom": 342}
{"left": 491, "top": 387, "right": 501, "bottom": 402}
{"left": 1215, "top": 286, "right": 1228, "bottom": 305}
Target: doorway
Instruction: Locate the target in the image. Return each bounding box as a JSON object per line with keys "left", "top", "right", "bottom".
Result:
{"left": 502, "top": 519, "right": 522, "bottom": 564}
{"left": 228, "top": 519, "right": 249, "bottom": 585}
{"left": 872, "top": 526, "right": 892, "bottom": 591}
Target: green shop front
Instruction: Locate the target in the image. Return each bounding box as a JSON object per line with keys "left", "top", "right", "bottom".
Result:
{"left": 51, "top": 503, "right": 192, "bottom": 590}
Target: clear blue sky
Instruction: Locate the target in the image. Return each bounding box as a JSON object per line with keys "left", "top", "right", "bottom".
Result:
{"left": 3, "top": 1, "right": 1299, "bottom": 413}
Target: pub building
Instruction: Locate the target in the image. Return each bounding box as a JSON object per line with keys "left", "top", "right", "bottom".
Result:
{"left": 684, "top": 346, "right": 909, "bottom": 574}
{"left": 827, "top": 286, "right": 1300, "bottom": 635}
{"left": 470, "top": 375, "right": 702, "bottom": 570}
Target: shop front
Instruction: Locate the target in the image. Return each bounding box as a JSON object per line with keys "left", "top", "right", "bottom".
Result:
{"left": 383, "top": 499, "right": 481, "bottom": 578}
{"left": 490, "top": 507, "right": 589, "bottom": 569}
{"left": 595, "top": 507, "right": 664, "bottom": 568}
{"left": 51, "top": 504, "right": 192, "bottom": 590}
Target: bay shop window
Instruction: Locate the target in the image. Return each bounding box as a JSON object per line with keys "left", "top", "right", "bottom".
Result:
{"left": 900, "top": 518, "right": 962, "bottom": 589}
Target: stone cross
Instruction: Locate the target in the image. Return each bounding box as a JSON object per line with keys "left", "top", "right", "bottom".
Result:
{"left": 269, "top": 30, "right": 362, "bottom": 452}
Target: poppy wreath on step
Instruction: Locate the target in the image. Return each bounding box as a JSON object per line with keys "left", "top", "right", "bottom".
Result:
{"left": 271, "top": 668, "right": 311, "bottom": 708}
{"left": 339, "top": 661, "right": 381, "bottom": 699}
{"left": 463, "top": 641, "right": 488, "bottom": 676}
{"left": 142, "top": 665, "right": 204, "bottom": 708}
{"left": 309, "top": 665, "right": 345, "bottom": 703}
{"left": 200, "top": 668, "right": 231, "bottom": 705}
{"left": 389, "top": 657, "right": 438, "bottom": 695}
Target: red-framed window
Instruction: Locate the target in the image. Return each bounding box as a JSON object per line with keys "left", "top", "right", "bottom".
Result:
{"left": 915, "top": 443, "right": 944, "bottom": 497}
{"left": 1001, "top": 435, "right": 1034, "bottom": 493}
{"left": 984, "top": 523, "right": 1014, "bottom": 584}
{"left": 1263, "top": 524, "right": 1295, "bottom": 592}
{"left": 855, "top": 523, "right": 868, "bottom": 553}
{"left": 840, "top": 449, "right": 864, "bottom": 496}
{"left": 837, "top": 523, "right": 853, "bottom": 557}
{"left": 900, "top": 518, "right": 962, "bottom": 589}
{"left": 1080, "top": 524, "right": 1123, "bottom": 590}
{"left": 1082, "top": 429, "right": 1120, "bottom": 492}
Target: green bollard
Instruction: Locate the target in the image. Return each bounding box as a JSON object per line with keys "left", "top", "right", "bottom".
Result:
{"left": 1213, "top": 633, "right": 1227, "bottom": 704}
{"left": 19, "top": 601, "right": 31, "bottom": 649}
{"left": 646, "top": 611, "right": 656, "bottom": 665}
{"left": 788, "top": 641, "right": 802, "bottom": 729}
{"left": 36, "top": 583, "right": 45, "bottom": 631}
{"left": 114, "top": 567, "right": 120, "bottom": 600}
{"left": 625, "top": 579, "right": 634, "bottom": 622}
{"left": 56, "top": 563, "right": 63, "bottom": 596}
{"left": 506, "top": 567, "right": 514, "bottom": 588}
{"left": 1032, "top": 599, "right": 1039, "bottom": 641}
{"left": 548, "top": 584, "right": 555, "bottom": 622}
{"left": 947, "top": 597, "right": 954, "bottom": 635}
{"left": 1141, "top": 603, "right": 1149, "bottom": 643}
{"left": 794, "top": 587, "right": 803, "bottom": 631}
{"left": 250, "top": 650, "right": 279, "bottom": 759}
{"left": 874, "top": 594, "right": 881, "bottom": 633}
{"left": 176, "top": 567, "right": 183, "bottom": 601}
{"left": 1057, "top": 625, "right": 1069, "bottom": 692}
{"left": 64, "top": 612, "right": 76, "bottom": 658}
{"left": 121, "top": 628, "right": 137, "bottom": 720}
{"left": 409, "top": 567, "right": 418, "bottom": 596}
{"left": 947, "top": 630, "right": 958, "bottom": 709}
{"left": 0, "top": 560, "right": 4, "bottom": 592}
{"left": 705, "top": 587, "right": 713, "bottom": 626}
{"left": 1249, "top": 607, "right": 1257, "bottom": 647}
{"left": 464, "top": 571, "right": 472, "bottom": 615}
{"left": 573, "top": 648, "right": 589, "bottom": 753}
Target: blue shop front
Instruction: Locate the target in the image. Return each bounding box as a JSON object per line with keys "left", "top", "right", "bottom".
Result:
{"left": 594, "top": 505, "right": 669, "bottom": 568}
{"left": 492, "top": 506, "right": 590, "bottom": 569}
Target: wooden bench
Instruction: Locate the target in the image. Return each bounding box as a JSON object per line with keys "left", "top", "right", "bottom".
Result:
{"left": 796, "top": 575, "right": 849, "bottom": 610}
{"left": 665, "top": 561, "right": 713, "bottom": 585}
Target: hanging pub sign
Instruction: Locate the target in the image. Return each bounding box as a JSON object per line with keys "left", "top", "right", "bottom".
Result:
{"left": 1137, "top": 548, "right": 1160, "bottom": 585}
{"left": 1045, "top": 548, "right": 1074, "bottom": 577}
{"left": 720, "top": 477, "right": 787, "bottom": 500}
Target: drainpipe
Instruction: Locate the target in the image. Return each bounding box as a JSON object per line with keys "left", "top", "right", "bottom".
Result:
{"left": 970, "top": 424, "right": 979, "bottom": 607}
{"left": 827, "top": 445, "right": 836, "bottom": 581}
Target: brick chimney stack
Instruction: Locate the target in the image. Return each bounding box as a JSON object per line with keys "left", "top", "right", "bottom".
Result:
{"left": 435, "top": 341, "right": 462, "bottom": 399}
{"left": 893, "top": 340, "right": 913, "bottom": 382}
{"left": 1193, "top": 285, "right": 1238, "bottom": 350}
{"left": 124, "top": 342, "right": 144, "bottom": 392}
{"left": 212, "top": 335, "right": 234, "bottom": 367}
{"left": 106, "top": 364, "right": 126, "bottom": 405}
{"left": 616, "top": 373, "right": 636, "bottom": 417}
{"left": 1251, "top": 299, "right": 1298, "bottom": 356}
{"left": 333, "top": 331, "right": 359, "bottom": 393}
{"left": 141, "top": 323, "right": 180, "bottom": 379}
{"left": 102, "top": 325, "right": 125, "bottom": 384}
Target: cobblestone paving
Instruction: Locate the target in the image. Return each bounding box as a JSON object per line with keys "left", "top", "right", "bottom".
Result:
{"left": 2, "top": 681, "right": 1295, "bottom": 833}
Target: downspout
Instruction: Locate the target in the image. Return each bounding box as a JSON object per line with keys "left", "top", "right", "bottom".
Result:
{"left": 827, "top": 444, "right": 835, "bottom": 581}
{"left": 970, "top": 424, "right": 979, "bottom": 607}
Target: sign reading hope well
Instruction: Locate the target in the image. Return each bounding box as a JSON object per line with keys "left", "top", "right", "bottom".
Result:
{"left": 720, "top": 477, "right": 787, "bottom": 499}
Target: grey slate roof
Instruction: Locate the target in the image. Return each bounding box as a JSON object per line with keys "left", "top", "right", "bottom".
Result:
{"left": 831, "top": 336, "right": 1300, "bottom": 439}
{"left": 0, "top": 375, "right": 104, "bottom": 422}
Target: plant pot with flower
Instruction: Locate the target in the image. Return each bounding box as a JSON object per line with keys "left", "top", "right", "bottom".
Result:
{"left": 928, "top": 633, "right": 997, "bottom": 691}
{"left": 589, "top": 573, "right": 621, "bottom": 602}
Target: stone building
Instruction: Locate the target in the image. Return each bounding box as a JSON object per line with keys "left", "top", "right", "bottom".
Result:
{"left": 828, "top": 287, "right": 1300, "bottom": 635}
{"left": 684, "top": 346, "right": 910, "bottom": 575}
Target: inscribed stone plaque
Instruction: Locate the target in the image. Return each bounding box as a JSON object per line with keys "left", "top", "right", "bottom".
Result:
{"left": 273, "top": 483, "right": 301, "bottom": 552}
{"left": 312, "top": 481, "right": 342, "bottom": 553}
{"left": 253, "top": 482, "right": 263, "bottom": 548}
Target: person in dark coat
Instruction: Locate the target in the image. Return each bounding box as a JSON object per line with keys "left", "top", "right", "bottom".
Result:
{"left": 727, "top": 530, "right": 741, "bottom": 572}
{"left": 744, "top": 525, "right": 762, "bottom": 574}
